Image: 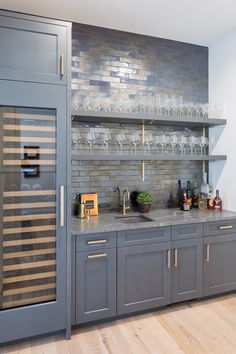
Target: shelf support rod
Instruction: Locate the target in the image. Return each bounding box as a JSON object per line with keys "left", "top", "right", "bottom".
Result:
{"left": 202, "top": 127, "right": 206, "bottom": 174}
{"left": 141, "top": 122, "right": 145, "bottom": 181}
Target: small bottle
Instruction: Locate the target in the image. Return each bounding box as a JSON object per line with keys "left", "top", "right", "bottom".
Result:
{"left": 207, "top": 186, "right": 215, "bottom": 210}
{"left": 186, "top": 180, "right": 193, "bottom": 208}
{"left": 201, "top": 172, "right": 209, "bottom": 196}
{"left": 193, "top": 182, "right": 200, "bottom": 208}
{"left": 177, "top": 180, "right": 183, "bottom": 207}
{"left": 198, "top": 193, "right": 206, "bottom": 210}
{"left": 181, "top": 191, "right": 190, "bottom": 211}
{"left": 214, "top": 190, "right": 223, "bottom": 211}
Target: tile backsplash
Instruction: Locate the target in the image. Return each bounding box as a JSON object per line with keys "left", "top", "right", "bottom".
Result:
{"left": 71, "top": 22, "right": 208, "bottom": 213}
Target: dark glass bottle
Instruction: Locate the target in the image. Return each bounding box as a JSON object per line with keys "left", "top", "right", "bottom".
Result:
{"left": 177, "top": 180, "right": 183, "bottom": 207}
{"left": 186, "top": 180, "right": 193, "bottom": 208}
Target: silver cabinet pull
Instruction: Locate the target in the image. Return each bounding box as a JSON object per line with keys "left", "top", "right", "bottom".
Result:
{"left": 60, "top": 53, "right": 65, "bottom": 76}
{"left": 87, "top": 253, "right": 107, "bottom": 259}
{"left": 60, "top": 185, "right": 65, "bottom": 227}
{"left": 219, "top": 225, "right": 233, "bottom": 230}
{"left": 174, "top": 249, "right": 178, "bottom": 268}
{"left": 167, "top": 250, "right": 171, "bottom": 270}
{"left": 206, "top": 244, "right": 210, "bottom": 262}
{"left": 87, "top": 239, "right": 107, "bottom": 245}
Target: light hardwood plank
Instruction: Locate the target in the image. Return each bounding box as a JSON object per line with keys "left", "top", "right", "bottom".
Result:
{"left": 3, "top": 271, "right": 56, "bottom": 284}
{"left": 3, "top": 282, "right": 56, "bottom": 296}
{"left": 3, "top": 248, "right": 56, "bottom": 260}
{"left": 3, "top": 148, "right": 56, "bottom": 154}
{"left": 3, "top": 136, "right": 56, "bottom": 143}
{"left": 3, "top": 213, "right": 56, "bottom": 223}
{"left": 3, "top": 224, "right": 56, "bottom": 235}
{"left": 3, "top": 190, "right": 56, "bottom": 197}
{"left": 2, "top": 294, "right": 236, "bottom": 353}
{"left": 3, "top": 294, "right": 55, "bottom": 309}
{"left": 3, "top": 201, "right": 56, "bottom": 210}
{"left": 3, "top": 159, "right": 56, "bottom": 166}
{"left": 3, "top": 112, "right": 55, "bottom": 121}
{"left": 3, "top": 237, "right": 56, "bottom": 247}
{"left": 3, "top": 124, "right": 55, "bottom": 132}
{"left": 3, "top": 259, "right": 56, "bottom": 272}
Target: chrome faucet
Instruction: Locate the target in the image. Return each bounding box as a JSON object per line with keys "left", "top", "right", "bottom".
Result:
{"left": 122, "top": 189, "right": 130, "bottom": 215}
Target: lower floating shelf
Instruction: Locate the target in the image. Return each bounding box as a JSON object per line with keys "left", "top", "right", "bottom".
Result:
{"left": 72, "top": 154, "right": 227, "bottom": 162}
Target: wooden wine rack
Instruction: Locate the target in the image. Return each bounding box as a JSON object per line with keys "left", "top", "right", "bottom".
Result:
{"left": 1, "top": 108, "right": 58, "bottom": 310}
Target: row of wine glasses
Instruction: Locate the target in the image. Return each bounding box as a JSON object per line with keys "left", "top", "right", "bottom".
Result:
{"left": 72, "top": 94, "right": 224, "bottom": 119}
{"left": 72, "top": 130, "right": 216, "bottom": 156}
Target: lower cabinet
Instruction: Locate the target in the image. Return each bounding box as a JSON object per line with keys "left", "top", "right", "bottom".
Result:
{"left": 171, "top": 238, "right": 203, "bottom": 303}
{"left": 204, "top": 233, "right": 236, "bottom": 296}
{"left": 117, "top": 242, "right": 171, "bottom": 315}
{"left": 75, "top": 248, "right": 116, "bottom": 324}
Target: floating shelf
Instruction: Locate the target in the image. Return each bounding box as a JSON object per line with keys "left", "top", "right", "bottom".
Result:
{"left": 72, "top": 110, "right": 227, "bottom": 128}
{"left": 72, "top": 154, "right": 227, "bottom": 162}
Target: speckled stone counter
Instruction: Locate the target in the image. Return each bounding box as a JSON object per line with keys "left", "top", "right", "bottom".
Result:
{"left": 71, "top": 209, "right": 236, "bottom": 236}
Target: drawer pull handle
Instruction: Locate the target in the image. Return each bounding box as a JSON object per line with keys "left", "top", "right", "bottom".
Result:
{"left": 167, "top": 250, "right": 171, "bottom": 270}
{"left": 87, "top": 253, "right": 107, "bottom": 259}
{"left": 174, "top": 249, "right": 178, "bottom": 268}
{"left": 219, "top": 225, "right": 233, "bottom": 230}
{"left": 206, "top": 244, "right": 210, "bottom": 262}
{"left": 87, "top": 239, "right": 107, "bottom": 245}
{"left": 60, "top": 53, "right": 65, "bottom": 76}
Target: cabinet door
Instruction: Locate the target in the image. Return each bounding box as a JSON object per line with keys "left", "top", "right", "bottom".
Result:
{"left": 204, "top": 234, "right": 236, "bottom": 296}
{"left": 76, "top": 248, "right": 116, "bottom": 324}
{"left": 117, "top": 242, "right": 171, "bottom": 315}
{"left": 0, "top": 12, "right": 69, "bottom": 85}
{"left": 0, "top": 80, "right": 68, "bottom": 343}
{"left": 171, "top": 238, "right": 203, "bottom": 303}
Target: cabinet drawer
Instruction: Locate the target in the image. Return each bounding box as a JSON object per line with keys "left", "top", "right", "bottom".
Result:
{"left": 172, "top": 223, "right": 203, "bottom": 241}
{"left": 117, "top": 227, "right": 171, "bottom": 247}
{"left": 76, "top": 232, "right": 116, "bottom": 252}
{"left": 204, "top": 219, "right": 236, "bottom": 236}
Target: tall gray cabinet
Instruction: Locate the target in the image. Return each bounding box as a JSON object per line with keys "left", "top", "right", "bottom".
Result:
{"left": 0, "top": 10, "right": 71, "bottom": 344}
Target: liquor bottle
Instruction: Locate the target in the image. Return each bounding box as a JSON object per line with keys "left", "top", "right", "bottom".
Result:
{"left": 186, "top": 180, "right": 193, "bottom": 208}
{"left": 214, "top": 190, "right": 223, "bottom": 211}
{"left": 193, "top": 182, "right": 200, "bottom": 208}
{"left": 201, "top": 172, "right": 209, "bottom": 196}
{"left": 181, "top": 191, "right": 190, "bottom": 211}
{"left": 177, "top": 180, "right": 183, "bottom": 207}
{"left": 207, "top": 185, "right": 214, "bottom": 210}
{"left": 198, "top": 193, "right": 206, "bottom": 210}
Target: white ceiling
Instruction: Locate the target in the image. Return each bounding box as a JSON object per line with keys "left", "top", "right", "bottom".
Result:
{"left": 1, "top": 0, "right": 236, "bottom": 45}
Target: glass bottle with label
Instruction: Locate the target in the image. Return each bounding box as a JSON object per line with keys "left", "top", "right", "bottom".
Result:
{"left": 214, "top": 190, "right": 223, "bottom": 211}
{"left": 193, "top": 182, "right": 200, "bottom": 208}
{"left": 181, "top": 191, "right": 191, "bottom": 211}
{"left": 198, "top": 193, "right": 206, "bottom": 210}
{"left": 186, "top": 180, "right": 193, "bottom": 208}
{"left": 201, "top": 172, "right": 209, "bottom": 196}
{"left": 207, "top": 185, "right": 215, "bottom": 210}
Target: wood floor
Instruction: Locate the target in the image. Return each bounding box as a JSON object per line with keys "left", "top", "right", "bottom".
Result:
{"left": 1, "top": 294, "right": 236, "bottom": 354}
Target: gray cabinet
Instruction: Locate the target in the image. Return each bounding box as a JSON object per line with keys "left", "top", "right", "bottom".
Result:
{"left": 171, "top": 238, "right": 203, "bottom": 303}
{"left": 0, "top": 10, "right": 70, "bottom": 85}
{"left": 75, "top": 248, "right": 116, "bottom": 324}
{"left": 204, "top": 233, "right": 236, "bottom": 296}
{"left": 117, "top": 242, "right": 171, "bottom": 315}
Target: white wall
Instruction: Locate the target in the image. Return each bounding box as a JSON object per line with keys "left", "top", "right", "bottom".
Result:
{"left": 209, "top": 29, "right": 236, "bottom": 211}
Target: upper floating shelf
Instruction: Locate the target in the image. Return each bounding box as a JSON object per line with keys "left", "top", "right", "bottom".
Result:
{"left": 72, "top": 110, "right": 227, "bottom": 128}
{"left": 72, "top": 154, "right": 227, "bottom": 162}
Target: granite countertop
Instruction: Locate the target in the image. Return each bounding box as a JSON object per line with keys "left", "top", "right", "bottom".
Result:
{"left": 71, "top": 208, "right": 236, "bottom": 235}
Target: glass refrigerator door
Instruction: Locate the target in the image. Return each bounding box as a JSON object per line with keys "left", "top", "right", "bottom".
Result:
{"left": 0, "top": 106, "right": 57, "bottom": 310}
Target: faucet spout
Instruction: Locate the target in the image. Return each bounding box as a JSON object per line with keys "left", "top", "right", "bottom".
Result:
{"left": 122, "top": 189, "right": 130, "bottom": 215}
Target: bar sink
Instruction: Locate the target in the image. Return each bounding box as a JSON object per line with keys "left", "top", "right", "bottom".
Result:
{"left": 115, "top": 215, "right": 154, "bottom": 224}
